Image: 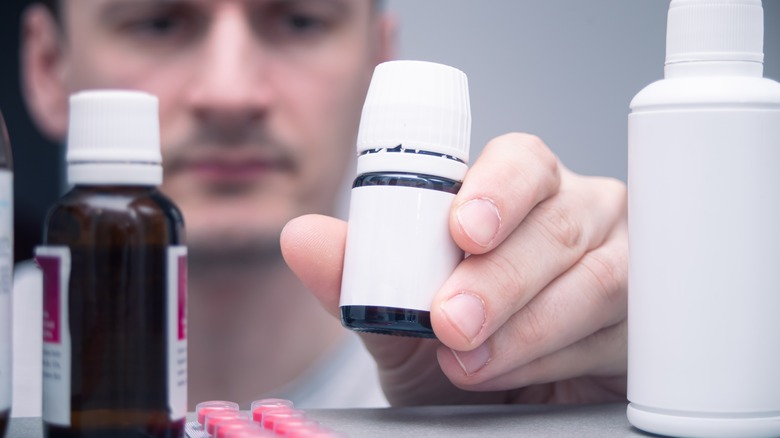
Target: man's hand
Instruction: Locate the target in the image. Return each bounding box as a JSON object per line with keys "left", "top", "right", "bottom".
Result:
{"left": 281, "top": 133, "right": 628, "bottom": 405}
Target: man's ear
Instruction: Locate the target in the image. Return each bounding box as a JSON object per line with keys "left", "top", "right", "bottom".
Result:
{"left": 21, "top": 4, "right": 69, "bottom": 143}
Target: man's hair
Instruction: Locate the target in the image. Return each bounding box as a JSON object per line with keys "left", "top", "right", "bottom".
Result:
{"left": 39, "top": 0, "right": 59, "bottom": 20}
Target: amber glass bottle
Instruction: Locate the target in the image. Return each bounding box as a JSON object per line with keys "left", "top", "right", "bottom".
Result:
{"left": 37, "top": 91, "right": 187, "bottom": 437}
{"left": 0, "top": 111, "right": 14, "bottom": 438}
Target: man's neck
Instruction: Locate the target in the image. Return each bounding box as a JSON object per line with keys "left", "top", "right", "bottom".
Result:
{"left": 186, "top": 253, "right": 345, "bottom": 408}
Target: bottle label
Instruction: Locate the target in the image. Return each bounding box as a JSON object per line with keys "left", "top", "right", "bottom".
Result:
{"left": 167, "top": 246, "right": 187, "bottom": 421}
{"left": 0, "top": 170, "right": 12, "bottom": 412}
{"left": 340, "top": 185, "right": 463, "bottom": 310}
{"left": 35, "top": 246, "right": 72, "bottom": 426}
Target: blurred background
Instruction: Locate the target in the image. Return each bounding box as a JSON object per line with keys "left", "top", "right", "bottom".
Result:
{"left": 2, "top": 0, "right": 779, "bottom": 264}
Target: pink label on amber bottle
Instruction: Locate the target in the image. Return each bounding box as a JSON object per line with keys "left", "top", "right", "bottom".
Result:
{"left": 35, "top": 246, "right": 72, "bottom": 426}
{"left": 178, "top": 255, "right": 187, "bottom": 341}
{"left": 168, "top": 246, "right": 187, "bottom": 421}
{"left": 37, "top": 255, "right": 61, "bottom": 344}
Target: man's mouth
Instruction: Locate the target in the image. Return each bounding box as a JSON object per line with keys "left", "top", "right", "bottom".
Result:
{"left": 190, "top": 160, "right": 280, "bottom": 181}
{"left": 169, "top": 153, "right": 296, "bottom": 186}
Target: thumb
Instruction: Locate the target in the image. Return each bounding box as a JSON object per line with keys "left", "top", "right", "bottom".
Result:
{"left": 280, "top": 214, "right": 347, "bottom": 318}
{"left": 281, "top": 214, "right": 426, "bottom": 366}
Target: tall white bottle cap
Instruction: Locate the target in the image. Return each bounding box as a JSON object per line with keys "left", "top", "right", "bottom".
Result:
{"left": 67, "top": 90, "right": 163, "bottom": 185}
{"left": 356, "top": 60, "right": 471, "bottom": 164}
{"left": 666, "top": 0, "right": 764, "bottom": 65}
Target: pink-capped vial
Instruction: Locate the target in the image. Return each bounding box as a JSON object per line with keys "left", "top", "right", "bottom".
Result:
{"left": 261, "top": 408, "right": 306, "bottom": 431}
{"left": 205, "top": 410, "right": 249, "bottom": 436}
{"left": 223, "top": 428, "right": 276, "bottom": 438}
{"left": 273, "top": 417, "right": 320, "bottom": 436}
{"left": 250, "top": 398, "right": 294, "bottom": 423}
{"left": 288, "top": 426, "right": 349, "bottom": 438}
{"left": 196, "top": 400, "right": 240, "bottom": 426}
{"left": 214, "top": 418, "right": 262, "bottom": 438}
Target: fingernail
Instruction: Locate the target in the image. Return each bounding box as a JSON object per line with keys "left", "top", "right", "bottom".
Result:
{"left": 440, "top": 292, "right": 486, "bottom": 343}
{"left": 457, "top": 198, "right": 501, "bottom": 248}
{"left": 451, "top": 344, "right": 491, "bottom": 376}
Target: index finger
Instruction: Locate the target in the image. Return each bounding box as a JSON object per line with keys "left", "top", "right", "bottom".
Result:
{"left": 451, "top": 133, "right": 561, "bottom": 255}
{"left": 280, "top": 214, "right": 346, "bottom": 318}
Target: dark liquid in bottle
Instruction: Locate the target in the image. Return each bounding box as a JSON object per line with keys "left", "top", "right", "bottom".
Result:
{"left": 42, "top": 186, "right": 185, "bottom": 438}
{"left": 0, "top": 409, "right": 9, "bottom": 438}
{"left": 340, "top": 172, "right": 461, "bottom": 339}
{"left": 45, "top": 420, "right": 184, "bottom": 438}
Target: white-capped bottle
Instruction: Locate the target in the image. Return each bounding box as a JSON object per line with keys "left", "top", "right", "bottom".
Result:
{"left": 37, "top": 91, "right": 187, "bottom": 437}
{"left": 0, "top": 112, "right": 13, "bottom": 437}
{"left": 340, "top": 60, "right": 471, "bottom": 338}
{"left": 627, "top": 1, "right": 780, "bottom": 436}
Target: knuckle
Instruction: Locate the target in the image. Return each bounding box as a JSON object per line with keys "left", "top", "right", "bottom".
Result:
{"left": 581, "top": 246, "right": 628, "bottom": 310}
{"left": 533, "top": 203, "right": 584, "bottom": 252}
{"left": 482, "top": 251, "right": 531, "bottom": 303}
{"left": 513, "top": 302, "right": 551, "bottom": 347}
{"left": 525, "top": 134, "right": 559, "bottom": 178}
{"left": 493, "top": 132, "right": 558, "bottom": 177}
{"left": 597, "top": 176, "right": 628, "bottom": 206}
{"left": 482, "top": 133, "right": 560, "bottom": 208}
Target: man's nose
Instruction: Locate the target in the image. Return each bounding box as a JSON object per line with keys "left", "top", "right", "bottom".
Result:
{"left": 186, "top": 5, "right": 272, "bottom": 123}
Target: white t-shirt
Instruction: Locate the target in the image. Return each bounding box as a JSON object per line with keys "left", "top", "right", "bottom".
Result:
{"left": 11, "top": 260, "right": 387, "bottom": 417}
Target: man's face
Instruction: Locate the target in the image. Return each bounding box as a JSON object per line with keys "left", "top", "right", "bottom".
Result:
{"left": 49, "top": 0, "right": 389, "bottom": 254}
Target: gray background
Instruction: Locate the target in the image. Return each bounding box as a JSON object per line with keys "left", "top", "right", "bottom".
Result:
{"left": 385, "top": 0, "right": 780, "bottom": 181}
{"left": 1, "top": 1, "right": 779, "bottom": 261}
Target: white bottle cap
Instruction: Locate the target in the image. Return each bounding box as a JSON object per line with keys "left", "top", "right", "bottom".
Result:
{"left": 67, "top": 90, "right": 163, "bottom": 185}
{"left": 356, "top": 60, "right": 471, "bottom": 180}
{"left": 666, "top": 0, "right": 764, "bottom": 65}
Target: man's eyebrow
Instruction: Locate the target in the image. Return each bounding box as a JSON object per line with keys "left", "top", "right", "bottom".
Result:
{"left": 95, "top": 0, "right": 360, "bottom": 22}
{"left": 96, "top": 0, "right": 190, "bottom": 19}
{"left": 261, "top": 0, "right": 354, "bottom": 19}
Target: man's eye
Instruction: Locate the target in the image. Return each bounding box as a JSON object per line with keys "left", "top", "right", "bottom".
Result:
{"left": 283, "top": 13, "right": 325, "bottom": 33}
{"left": 144, "top": 17, "right": 178, "bottom": 33}
{"left": 130, "top": 16, "right": 183, "bottom": 35}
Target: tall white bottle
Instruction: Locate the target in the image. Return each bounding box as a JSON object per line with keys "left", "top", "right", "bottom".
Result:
{"left": 627, "top": 1, "right": 780, "bottom": 437}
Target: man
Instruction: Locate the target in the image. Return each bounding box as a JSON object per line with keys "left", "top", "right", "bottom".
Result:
{"left": 16, "top": 0, "right": 628, "bottom": 413}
